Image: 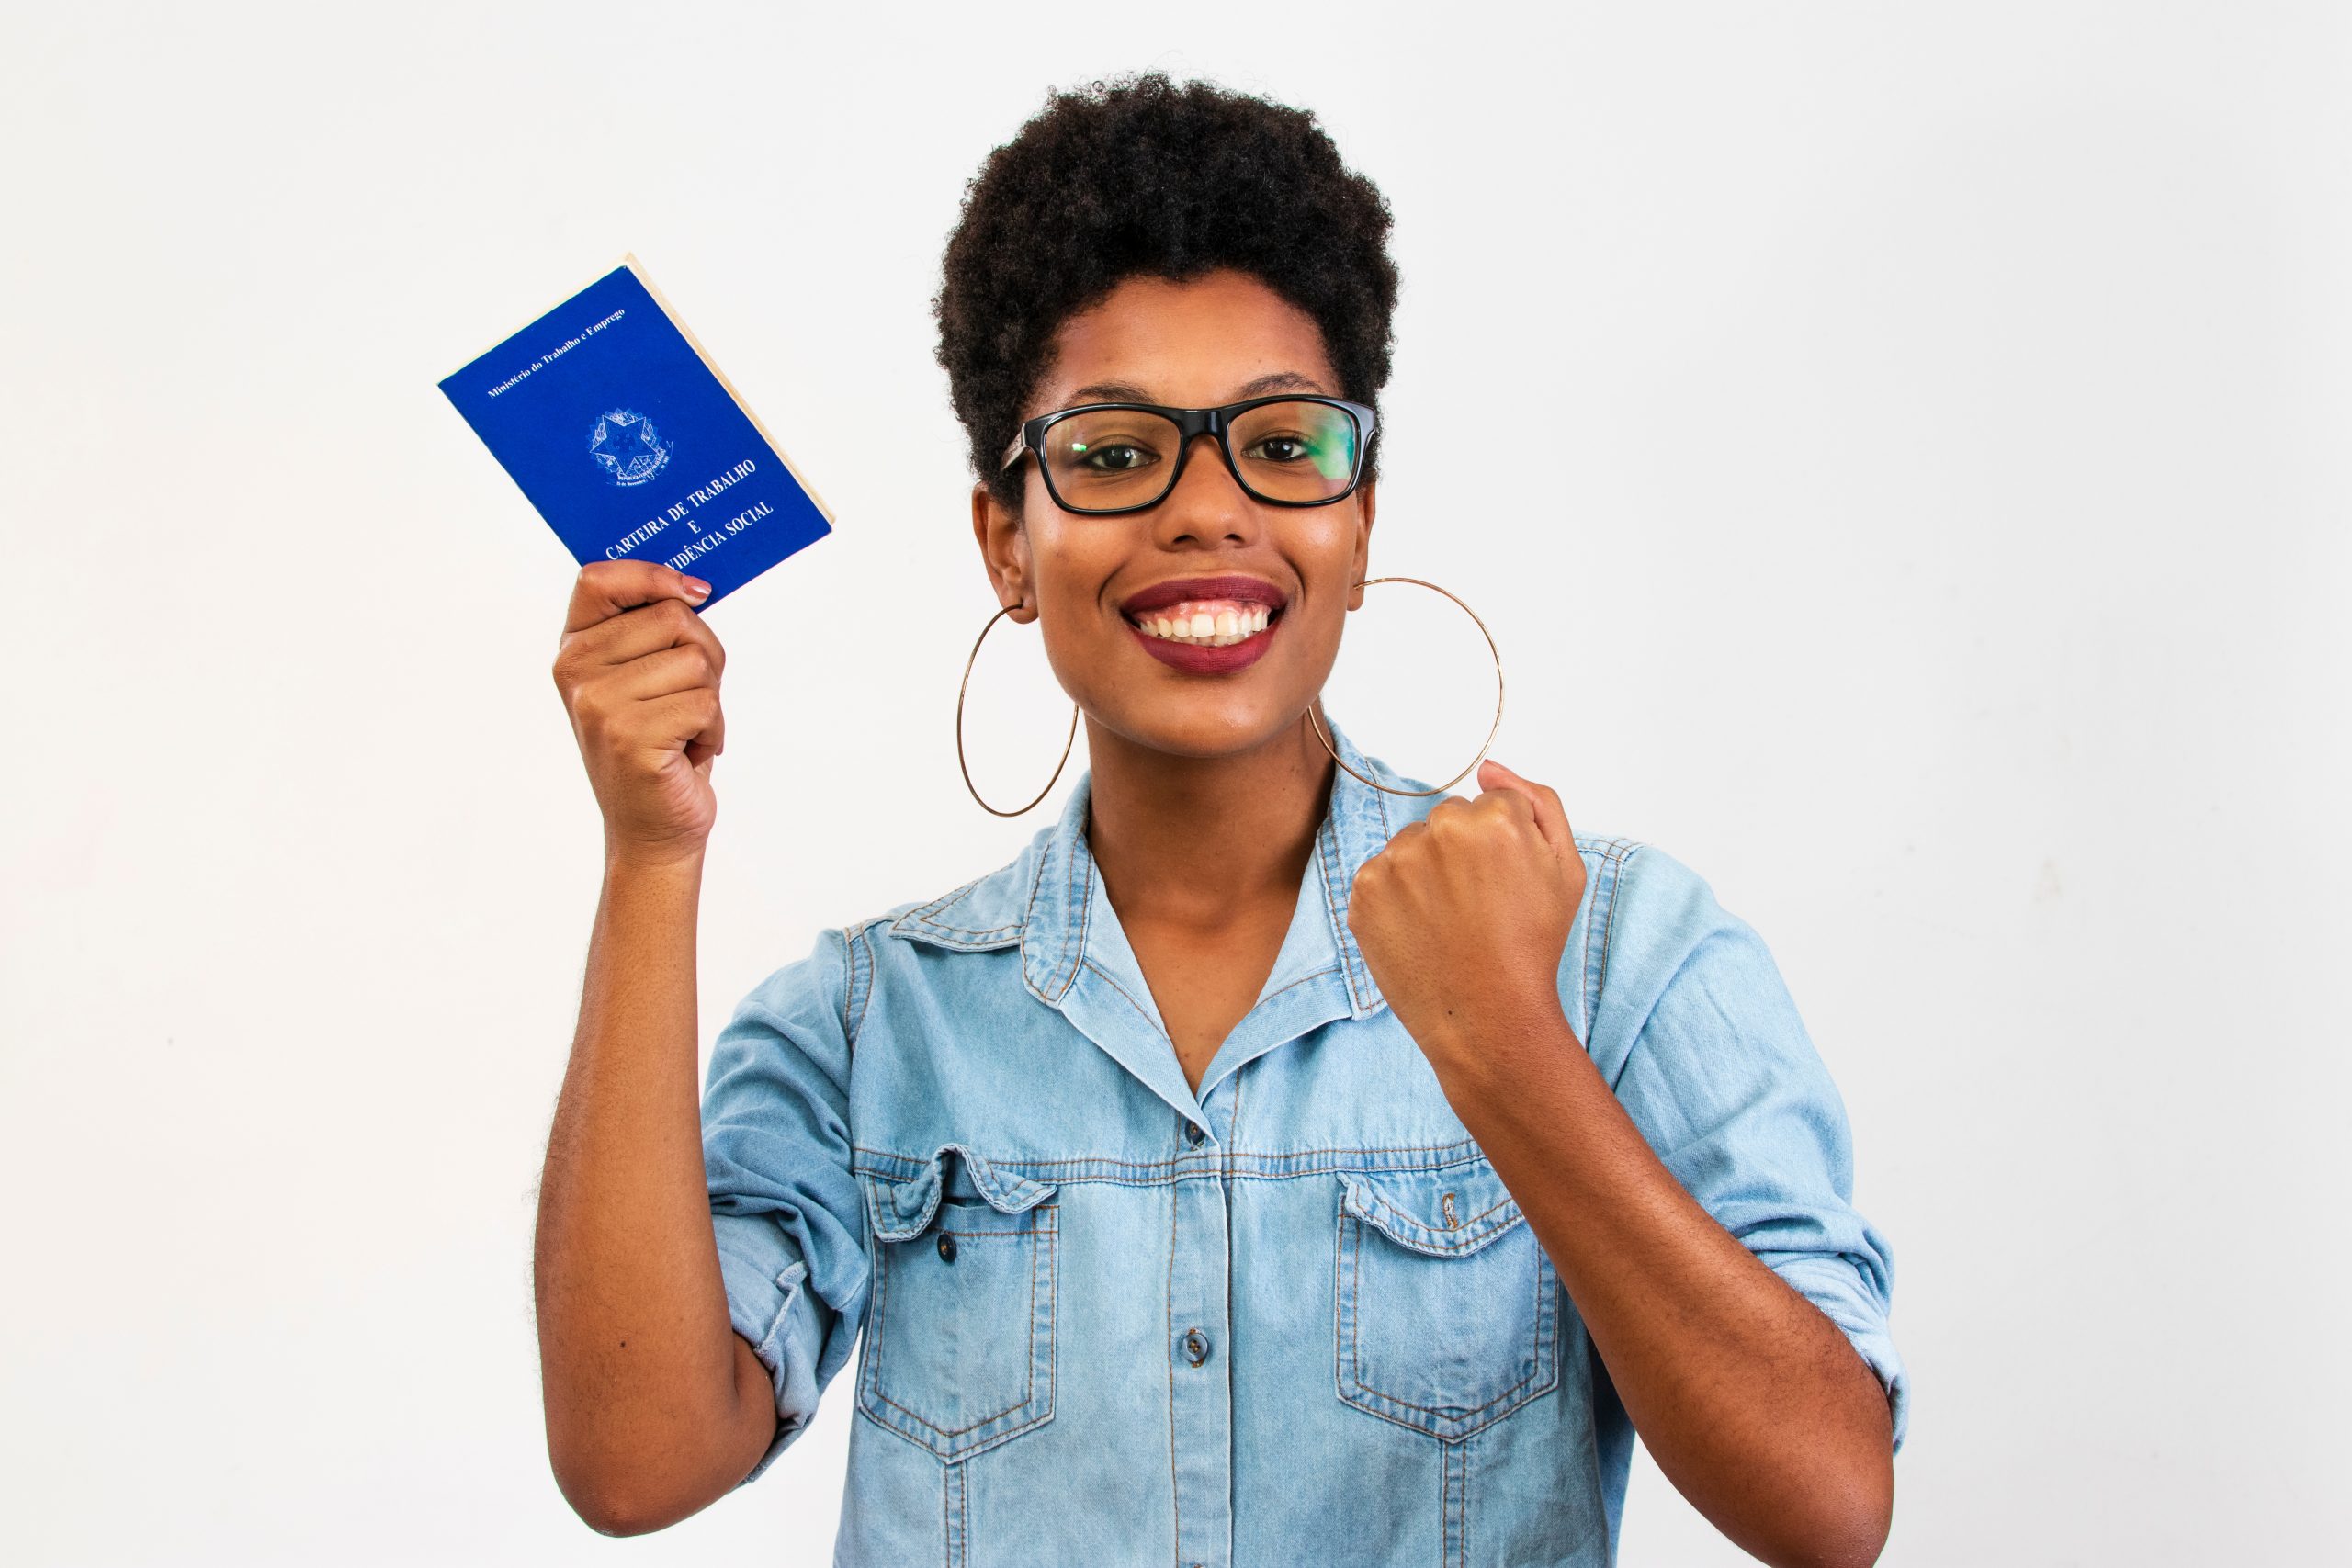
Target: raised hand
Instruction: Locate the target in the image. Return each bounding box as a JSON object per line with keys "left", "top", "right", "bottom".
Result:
{"left": 550, "top": 561, "right": 727, "bottom": 865}
{"left": 1345, "top": 758, "right": 1589, "bottom": 1062}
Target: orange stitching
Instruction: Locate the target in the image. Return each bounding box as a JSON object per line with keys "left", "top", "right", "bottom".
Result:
{"left": 919, "top": 922, "right": 1021, "bottom": 939}
{"left": 901, "top": 873, "right": 1023, "bottom": 940}
{"left": 831, "top": 927, "right": 855, "bottom": 1044}
{"left": 1252, "top": 964, "right": 1340, "bottom": 1008}
{"left": 1355, "top": 1184, "right": 1519, "bottom": 1244}
{"left": 1017, "top": 845, "right": 1053, "bottom": 989}
{"left": 1440, "top": 1438, "right": 1458, "bottom": 1568}
{"left": 849, "top": 923, "right": 877, "bottom": 1048}
{"left": 1593, "top": 841, "right": 1640, "bottom": 1005}
{"left": 1080, "top": 958, "right": 1168, "bottom": 1042}
{"left": 911, "top": 875, "right": 986, "bottom": 925}
{"left": 854, "top": 1136, "right": 1487, "bottom": 1172}
{"left": 1315, "top": 821, "right": 1363, "bottom": 1010}
{"left": 1057, "top": 831, "right": 1091, "bottom": 999}
{"left": 1340, "top": 1218, "right": 1549, "bottom": 1425}
{"left": 865, "top": 1207, "right": 1057, "bottom": 1439}
{"left": 1165, "top": 1174, "right": 1182, "bottom": 1559}
{"left": 1331, "top": 1205, "right": 1348, "bottom": 1420}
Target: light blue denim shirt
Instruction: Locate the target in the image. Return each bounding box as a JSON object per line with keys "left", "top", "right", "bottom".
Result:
{"left": 701, "top": 715, "right": 1906, "bottom": 1566}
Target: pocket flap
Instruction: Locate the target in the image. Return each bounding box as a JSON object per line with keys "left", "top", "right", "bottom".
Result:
{"left": 863, "top": 1144, "right": 1058, "bottom": 1241}
{"left": 1338, "top": 1160, "right": 1525, "bottom": 1258}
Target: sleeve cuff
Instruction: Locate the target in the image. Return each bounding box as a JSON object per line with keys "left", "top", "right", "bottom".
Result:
{"left": 1767, "top": 1253, "right": 1911, "bottom": 1454}
{"left": 715, "top": 1217, "right": 828, "bottom": 1487}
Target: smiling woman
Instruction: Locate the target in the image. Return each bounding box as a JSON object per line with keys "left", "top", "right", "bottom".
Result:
{"left": 533, "top": 69, "right": 1905, "bottom": 1567}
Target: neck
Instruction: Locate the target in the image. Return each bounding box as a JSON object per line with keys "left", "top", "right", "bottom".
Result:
{"left": 1082, "top": 701, "right": 1339, "bottom": 934}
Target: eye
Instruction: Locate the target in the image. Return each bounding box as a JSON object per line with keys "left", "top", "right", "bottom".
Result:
{"left": 1243, "top": 432, "right": 1316, "bottom": 464}
{"left": 1077, "top": 442, "right": 1159, "bottom": 472}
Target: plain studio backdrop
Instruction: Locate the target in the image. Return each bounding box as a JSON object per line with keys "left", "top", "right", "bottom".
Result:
{"left": 4, "top": 4, "right": 2346, "bottom": 1563}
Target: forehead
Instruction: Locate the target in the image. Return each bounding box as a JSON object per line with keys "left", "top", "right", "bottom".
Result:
{"left": 1033, "top": 268, "right": 1339, "bottom": 412}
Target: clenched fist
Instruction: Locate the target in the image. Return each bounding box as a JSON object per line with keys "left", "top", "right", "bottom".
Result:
{"left": 550, "top": 560, "right": 728, "bottom": 866}
{"left": 1345, "top": 758, "right": 1589, "bottom": 1065}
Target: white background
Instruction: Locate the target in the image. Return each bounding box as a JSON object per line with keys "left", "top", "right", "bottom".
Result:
{"left": 4, "top": 3, "right": 2346, "bottom": 1563}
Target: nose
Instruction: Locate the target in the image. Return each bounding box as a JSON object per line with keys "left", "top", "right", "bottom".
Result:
{"left": 1149, "top": 429, "right": 1258, "bottom": 547}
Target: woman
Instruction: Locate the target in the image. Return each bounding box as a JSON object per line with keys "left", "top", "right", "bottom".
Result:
{"left": 535, "top": 73, "right": 1906, "bottom": 1566}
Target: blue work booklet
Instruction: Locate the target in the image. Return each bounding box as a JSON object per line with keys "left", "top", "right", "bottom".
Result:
{"left": 439, "top": 255, "right": 833, "bottom": 610}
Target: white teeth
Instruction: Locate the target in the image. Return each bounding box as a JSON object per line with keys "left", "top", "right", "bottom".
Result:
{"left": 1130, "top": 598, "right": 1281, "bottom": 647}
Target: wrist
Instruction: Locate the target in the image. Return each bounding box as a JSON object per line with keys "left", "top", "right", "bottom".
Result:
{"left": 603, "top": 834, "right": 708, "bottom": 882}
{"left": 1416, "top": 987, "right": 1579, "bottom": 1092}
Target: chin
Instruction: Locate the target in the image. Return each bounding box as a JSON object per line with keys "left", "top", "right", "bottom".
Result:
{"left": 1089, "top": 693, "right": 1307, "bottom": 761}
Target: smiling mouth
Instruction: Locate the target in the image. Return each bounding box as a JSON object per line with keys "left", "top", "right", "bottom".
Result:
{"left": 1124, "top": 598, "right": 1282, "bottom": 647}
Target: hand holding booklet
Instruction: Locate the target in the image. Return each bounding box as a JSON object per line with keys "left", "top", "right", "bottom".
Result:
{"left": 438, "top": 255, "right": 833, "bottom": 610}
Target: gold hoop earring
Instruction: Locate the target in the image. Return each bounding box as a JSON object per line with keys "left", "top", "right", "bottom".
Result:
{"left": 956, "top": 603, "right": 1080, "bottom": 817}
{"left": 1305, "top": 576, "right": 1505, "bottom": 797}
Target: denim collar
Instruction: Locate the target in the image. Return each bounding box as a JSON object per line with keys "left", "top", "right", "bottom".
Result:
{"left": 888, "top": 713, "right": 1419, "bottom": 1121}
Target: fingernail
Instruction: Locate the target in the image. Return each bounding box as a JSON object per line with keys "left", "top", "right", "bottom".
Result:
{"left": 684, "top": 576, "right": 712, "bottom": 601}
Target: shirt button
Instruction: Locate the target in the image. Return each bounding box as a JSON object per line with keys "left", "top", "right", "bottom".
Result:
{"left": 1185, "top": 1121, "right": 1207, "bottom": 1147}
{"left": 936, "top": 1233, "right": 957, "bottom": 1263}
{"left": 1182, "top": 1327, "right": 1210, "bottom": 1366}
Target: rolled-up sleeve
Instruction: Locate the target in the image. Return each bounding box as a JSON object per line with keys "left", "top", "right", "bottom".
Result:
{"left": 1587, "top": 842, "right": 1910, "bottom": 1450}
{"left": 701, "top": 926, "right": 871, "bottom": 1486}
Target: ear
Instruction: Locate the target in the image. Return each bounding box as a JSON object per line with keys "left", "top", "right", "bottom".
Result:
{"left": 970, "top": 482, "right": 1036, "bottom": 623}
{"left": 1347, "top": 480, "right": 1376, "bottom": 611}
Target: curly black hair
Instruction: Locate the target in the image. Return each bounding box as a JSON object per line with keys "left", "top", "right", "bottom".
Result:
{"left": 934, "top": 72, "right": 1400, "bottom": 514}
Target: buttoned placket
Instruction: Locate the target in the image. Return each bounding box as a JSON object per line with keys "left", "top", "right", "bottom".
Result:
{"left": 1006, "top": 720, "right": 1398, "bottom": 1568}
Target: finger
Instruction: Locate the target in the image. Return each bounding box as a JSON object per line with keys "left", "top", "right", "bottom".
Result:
{"left": 640, "top": 685, "right": 724, "bottom": 756}
{"left": 1476, "top": 758, "right": 1574, "bottom": 854}
{"left": 566, "top": 593, "right": 728, "bottom": 677}
{"left": 564, "top": 559, "right": 710, "bottom": 635}
{"left": 598, "top": 641, "right": 721, "bottom": 705}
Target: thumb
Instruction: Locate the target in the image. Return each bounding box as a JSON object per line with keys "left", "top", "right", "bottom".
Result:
{"left": 1477, "top": 757, "right": 1574, "bottom": 858}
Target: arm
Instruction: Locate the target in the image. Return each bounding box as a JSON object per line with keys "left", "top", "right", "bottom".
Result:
{"left": 534, "top": 848, "right": 781, "bottom": 1535}
{"left": 533, "top": 560, "right": 775, "bottom": 1534}
{"left": 1424, "top": 1000, "right": 1893, "bottom": 1568}
{"left": 1348, "top": 760, "right": 1898, "bottom": 1568}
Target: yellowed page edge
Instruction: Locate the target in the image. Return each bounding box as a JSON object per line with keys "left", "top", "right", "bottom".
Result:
{"left": 621, "top": 252, "right": 839, "bottom": 526}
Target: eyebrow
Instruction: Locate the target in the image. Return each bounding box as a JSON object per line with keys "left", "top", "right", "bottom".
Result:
{"left": 1061, "top": 370, "right": 1331, "bottom": 405}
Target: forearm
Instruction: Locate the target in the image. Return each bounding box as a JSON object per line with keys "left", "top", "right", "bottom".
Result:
{"left": 533, "top": 844, "right": 773, "bottom": 1533}
{"left": 1425, "top": 999, "right": 1893, "bottom": 1568}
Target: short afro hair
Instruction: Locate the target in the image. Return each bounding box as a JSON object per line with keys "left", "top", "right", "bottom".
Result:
{"left": 934, "top": 72, "right": 1400, "bottom": 513}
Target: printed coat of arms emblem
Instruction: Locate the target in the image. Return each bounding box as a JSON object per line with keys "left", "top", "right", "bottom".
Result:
{"left": 589, "top": 409, "right": 673, "bottom": 487}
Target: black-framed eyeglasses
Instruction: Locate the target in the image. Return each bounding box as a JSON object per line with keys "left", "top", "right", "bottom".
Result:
{"left": 998, "top": 394, "right": 1378, "bottom": 514}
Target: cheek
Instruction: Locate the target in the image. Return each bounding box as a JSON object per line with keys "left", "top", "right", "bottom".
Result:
{"left": 1295, "top": 513, "right": 1365, "bottom": 579}
{"left": 1024, "top": 547, "right": 1125, "bottom": 699}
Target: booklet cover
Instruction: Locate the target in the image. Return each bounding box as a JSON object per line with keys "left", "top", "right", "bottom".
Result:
{"left": 439, "top": 255, "right": 833, "bottom": 611}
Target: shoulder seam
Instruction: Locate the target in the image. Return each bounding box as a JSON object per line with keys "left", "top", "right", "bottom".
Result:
{"left": 836, "top": 921, "right": 883, "bottom": 1052}
{"left": 829, "top": 926, "right": 856, "bottom": 1046}
{"left": 855, "top": 922, "right": 882, "bottom": 1048}
{"left": 1583, "top": 836, "right": 1646, "bottom": 1016}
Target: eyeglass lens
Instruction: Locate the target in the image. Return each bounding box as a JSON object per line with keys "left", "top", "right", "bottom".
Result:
{"left": 1042, "top": 400, "right": 1360, "bottom": 510}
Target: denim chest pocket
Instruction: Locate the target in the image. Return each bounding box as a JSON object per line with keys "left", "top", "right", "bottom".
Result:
{"left": 856, "top": 1145, "right": 1059, "bottom": 1462}
{"left": 1334, "top": 1158, "right": 1562, "bottom": 1441}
